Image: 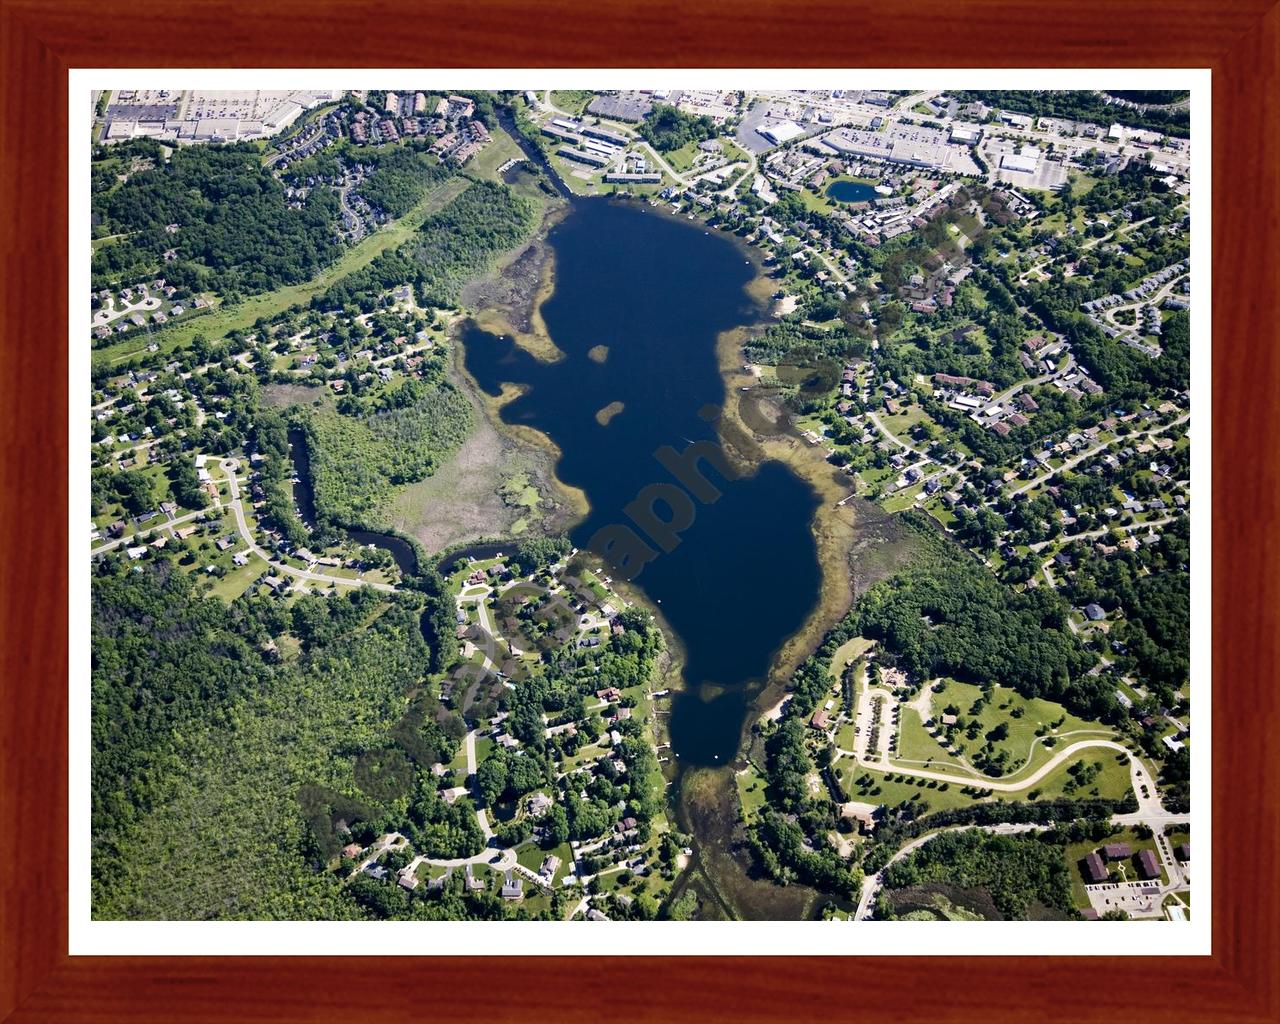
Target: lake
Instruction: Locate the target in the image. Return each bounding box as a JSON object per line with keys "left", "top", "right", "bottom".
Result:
{"left": 825, "top": 179, "right": 879, "bottom": 204}
{"left": 462, "top": 198, "right": 823, "bottom": 765}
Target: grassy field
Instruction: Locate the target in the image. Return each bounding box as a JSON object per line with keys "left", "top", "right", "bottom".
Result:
{"left": 549, "top": 91, "right": 595, "bottom": 116}
{"left": 828, "top": 636, "right": 874, "bottom": 678}
{"left": 923, "top": 497, "right": 959, "bottom": 529}
{"left": 837, "top": 760, "right": 976, "bottom": 814}
{"left": 464, "top": 123, "right": 527, "bottom": 183}
{"left": 1065, "top": 826, "right": 1167, "bottom": 908}
{"left": 202, "top": 551, "right": 270, "bottom": 602}
{"left": 878, "top": 402, "right": 934, "bottom": 440}
{"left": 94, "top": 175, "right": 473, "bottom": 368}
{"left": 663, "top": 140, "right": 704, "bottom": 174}
{"left": 883, "top": 484, "right": 926, "bottom": 513}
{"left": 924, "top": 680, "right": 1116, "bottom": 780}
{"left": 895, "top": 709, "right": 972, "bottom": 771}
{"left": 889, "top": 700, "right": 1131, "bottom": 801}
{"left": 1029, "top": 752, "right": 1133, "bottom": 802}
{"left": 735, "top": 762, "right": 769, "bottom": 822}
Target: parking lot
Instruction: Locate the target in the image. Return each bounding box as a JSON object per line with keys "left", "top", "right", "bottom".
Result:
{"left": 1086, "top": 881, "right": 1165, "bottom": 919}
{"left": 983, "top": 138, "right": 1070, "bottom": 190}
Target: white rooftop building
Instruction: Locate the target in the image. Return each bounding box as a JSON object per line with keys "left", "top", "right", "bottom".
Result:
{"left": 758, "top": 120, "right": 806, "bottom": 146}
{"left": 1000, "top": 150, "right": 1039, "bottom": 173}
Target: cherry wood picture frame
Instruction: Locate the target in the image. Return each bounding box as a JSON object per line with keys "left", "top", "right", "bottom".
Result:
{"left": 2, "top": 1, "right": 1276, "bottom": 1020}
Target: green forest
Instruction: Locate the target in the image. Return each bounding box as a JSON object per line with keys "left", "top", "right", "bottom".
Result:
{"left": 91, "top": 556, "right": 670, "bottom": 921}
{"left": 407, "top": 180, "right": 538, "bottom": 306}
{"left": 357, "top": 146, "right": 454, "bottom": 218}
{"left": 950, "top": 89, "right": 1190, "bottom": 137}
{"left": 303, "top": 378, "right": 472, "bottom": 527}
{"left": 638, "top": 104, "right": 718, "bottom": 153}
{"left": 91, "top": 140, "right": 341, "bottom": 296}
{"left": 853, "top": 516, "right": 1111, "bottom": 720}
{"left": 319, "top": 179, "right": 537, "bottom": 311}
{"left": 92, "top": 562, "right": 431, "bottom": 919}
{"left": 878, "top": 829, "right": 1077, "bottom": 919}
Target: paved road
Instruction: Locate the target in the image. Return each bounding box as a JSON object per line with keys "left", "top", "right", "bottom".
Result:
{"left": 540, "top": 91, "right": 689, "bottom": 187}
{"left": 1009, "top": 413, "right": 1189, "bottom": 497}
{"left": 865, "top": 410, "right": 928, "bottom": 459}
{"left": 1097, "top": 272, "right": 1188, "bottom": 331}
{"left": 1028, "top": 515, "right": 1177, "bottom": 554}
{"left": 854, "top": 822, "right": 1046, "bottom": 921}
{"left": 893, "top": 90, "right": 943, "bottom": 113}
{"left": 985, "top": 350, "right": 1076, "bottom": 409}
{"left": 91, "top": 503, "right": 214, "bottom": 555}
{"left": 421, "top": 845, "right": 517, "bottom": 871}
{"left": 715, "top": 146, "right": 757, "bottom": 196}
{"left": 464, "top": 730, "right": 478, "bottom": 776}
{"left": 635, "top": 140, "right": 688, "bottom": 186}
{"left": 837, "top": 735, "right": 1140, "bottom": 794}
{"left": 221, "top": 459, "right": 395, "bottom": 593}
{"left": 863, "top": 411, "right": 968, "bottom": 498}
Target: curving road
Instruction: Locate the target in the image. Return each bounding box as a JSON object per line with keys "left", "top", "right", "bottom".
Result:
{"left": 221, "top": 459, "right": 395, "bottom": 593}
{"left": 837, "top": 735, "right": 1138, "bottom": 794}
{"left": 854, "top": 822, "right": 1046, "bottom": 920}
{"left": 540, "top": 91, "right": 689, "bottom": 187}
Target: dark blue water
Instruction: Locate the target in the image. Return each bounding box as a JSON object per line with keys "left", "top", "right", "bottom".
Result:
{"left": 462, "top": 199, "right": 822, "bottom": 764}
{"left": 826, "top": 179, "right": 879, "bottom": 203}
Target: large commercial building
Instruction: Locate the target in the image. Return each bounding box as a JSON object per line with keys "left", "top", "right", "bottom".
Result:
{"left": 758, "top": 120, "right": 807, "bottom": 146}
{"left": 102, "top": 89, "right": 337, "bottom": 146}
{"left": 1000, "top": 151, "right": 1039, "bottom": 173}
{"left": 819, "top": 127, "right": 966, "bottom": 171}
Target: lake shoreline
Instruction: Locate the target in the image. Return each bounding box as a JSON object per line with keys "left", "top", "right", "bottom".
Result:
{"left": 450, "top": 193, "right": 909, "bottom": 920}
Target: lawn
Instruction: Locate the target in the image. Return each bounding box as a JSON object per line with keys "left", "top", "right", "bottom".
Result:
{"left": 464, "top": 123, "right": 527, "bottom": 183}
{"left": 94, "top": 175, "right": 473, "bottom": 367}
{"left": 838, "top": 760, "right": 976, "bottom": 815}
{"left": 923, "top": 498, "right": 959, "bottom": 529}
{"left": 883, "top": 483, "right": 925, "bottom": 513}
{"left": 446, "top": 742, "right": 471, "bottom": 777}
{"left": 895, "top": 708, "right": 971, "bottom": 772}
{"left": 735, "top": 761, "right": 769, "bottom": 823}
{"left": 663, "top": 140, "right": 703, "bottom": 174}
{"left": 924, "top": 679, "right": 1116, "bottom": 781}
{"left": 545, "top": 152, "right": 606, "bottom": 196}
{"left": 878, "top": 402, "right": 934, "bottom": 440}
{"left": 516, "top": 840, "right": 572, "bottom": 884}
{"left": 1028, "top": 752, "right": 1133, "bottom": 802}
{"left": 858, "top": 464, "right": 898, "bottom": 495}
{"left": 206, "top": 551, "right": 270, "bottom": 602}
{"left": 834, "top": 720, "right": 858, "bottom": 752}
{"left": 549, "top": 91, "right": 595, "bottom": 116}
{"left": 1065, "top": 826, "right": 1167, "bottom": 908}
{"left": 828, "top": 636, "right": 874, "bottom": 678}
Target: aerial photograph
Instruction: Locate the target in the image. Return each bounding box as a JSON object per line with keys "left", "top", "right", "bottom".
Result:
{"left": 87, "top": 85, "right": 1194, "bottom": 925}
